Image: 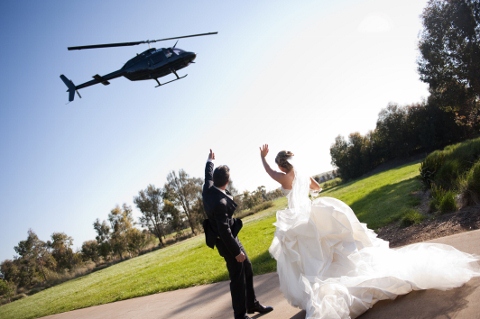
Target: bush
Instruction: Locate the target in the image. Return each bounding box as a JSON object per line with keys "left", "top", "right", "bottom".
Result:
{"left": 438, "top": 190, "right": 457, "bottom": 214}
{"left": 400, "top": 209, "right": 425, "bottom": 228}
{"left": 235, "top": 201, "right": 274, "bottom": 219}
{"left": 419, "top": 137, "right": 480, "bottom": 190}
{"left": 322, "top": 178, "right": 343, "bottom": 189}
{"left": 0, "top": 280, "right": 16, "bottom": 303}
{"left": 420, "top": 150, "right": 445, "bottom": 188}
{"left": 430, "top": 184, "right": 458, "bottom": 214}
{"left": 459, "top": 160, "right": 480, "bottom": 206}
{"left": 430, "top": 184, "right": 457, "bottom": 214}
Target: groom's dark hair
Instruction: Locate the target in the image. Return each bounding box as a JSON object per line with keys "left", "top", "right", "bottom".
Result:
{"left": 213, "top": 165, "right": 230, "bottom": 187}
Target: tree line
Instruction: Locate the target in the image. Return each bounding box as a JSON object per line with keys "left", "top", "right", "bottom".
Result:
{"left": 0, "top": 169, "right": 282, "bottom": 302}
{"left": 330, "top": 0, "right": 479, "bottom": 181}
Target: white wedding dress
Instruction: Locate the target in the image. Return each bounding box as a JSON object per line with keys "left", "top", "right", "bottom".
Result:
{"left": 269, "top": 170, "right": 480, "bottom": 319}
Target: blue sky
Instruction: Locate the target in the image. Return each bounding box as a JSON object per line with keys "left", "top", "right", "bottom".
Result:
{"left": 0, "top": 0, "right": 429, "bottom": 262}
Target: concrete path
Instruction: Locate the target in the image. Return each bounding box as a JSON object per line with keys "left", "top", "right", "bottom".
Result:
{"left": 41, "top": 229, "right": 480, "bottom": 319}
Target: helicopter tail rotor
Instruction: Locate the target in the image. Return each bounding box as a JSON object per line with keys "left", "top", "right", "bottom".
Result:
{"left": 60, "top": 74, "right": 81, "bottom": 102}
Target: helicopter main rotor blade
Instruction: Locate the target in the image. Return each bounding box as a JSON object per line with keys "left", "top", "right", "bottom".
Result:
{"left": 68, "top": 41, "right": 146, "bottom": 50}
{"left": 68, "top": 32, "right": 218, "bottom": 51}
{"left": 149, "top": 31, "right": 218, "bottom": 43}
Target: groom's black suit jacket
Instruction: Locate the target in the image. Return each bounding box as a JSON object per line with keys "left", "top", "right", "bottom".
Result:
{"left": 202, "top": 161, "right": 242, "bottom": 256}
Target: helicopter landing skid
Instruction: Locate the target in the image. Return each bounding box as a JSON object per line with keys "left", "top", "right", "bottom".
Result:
{"left": 155, "top": 70, "right": 187, "bottom": 87}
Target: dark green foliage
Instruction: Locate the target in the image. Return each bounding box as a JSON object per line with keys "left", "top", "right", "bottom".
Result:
{"left": 418, "top": 0, "right": 480, "bottom": 127}
{"left": 420, "top": 150, "right": 445, "bottom": 188}
{"left": 420, "top": 137, "right": 480, "bottom": 190}
{"left": 460, "top": 160, "right": 480, "bottom": 205}
{"left": 330, "top": 102, "right": 470, "bottom": 181}
{"left": 420, "top": 138, "right": 480, "bottom": 213}
{"left": 430, "top": 184, "right": 458, "bottom": 214}
{"left": 438, "top": 190, "right": 458, "bottom": 213}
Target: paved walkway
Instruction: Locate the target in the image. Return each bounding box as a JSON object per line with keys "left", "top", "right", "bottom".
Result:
{"left": 41, "top": 230, "right": 480, "bottom": 319}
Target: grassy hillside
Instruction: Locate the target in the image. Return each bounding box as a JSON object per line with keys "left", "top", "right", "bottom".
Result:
{"left": 323, "top": 159, "right": 423, "bottom": 229}
{"left": 0, "top": 160, "right": 422, "bottom": 319}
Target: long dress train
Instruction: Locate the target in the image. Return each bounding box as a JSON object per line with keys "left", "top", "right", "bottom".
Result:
{"left": 269, "top": 170, "right": 480, "bottom": 319}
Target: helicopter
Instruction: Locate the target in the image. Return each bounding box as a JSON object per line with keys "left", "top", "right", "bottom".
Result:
{"left": 60, "top": 32, "right": 217, "bottom": 102}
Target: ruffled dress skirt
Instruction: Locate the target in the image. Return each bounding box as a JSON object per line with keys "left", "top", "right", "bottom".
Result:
{"left": 269, "top": 197, "right": 480, "bottom": 319}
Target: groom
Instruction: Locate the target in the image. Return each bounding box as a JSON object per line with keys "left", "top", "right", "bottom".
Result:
{"left": 202, "top": 149, "right": 273, "bottom": 319}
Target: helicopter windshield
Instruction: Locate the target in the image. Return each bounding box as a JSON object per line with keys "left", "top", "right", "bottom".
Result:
{"left": 172, "top": 48, "right": 185, "bottom": 55}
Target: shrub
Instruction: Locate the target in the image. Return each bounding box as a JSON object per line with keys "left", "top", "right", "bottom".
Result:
{"left": 400, "top": 209, "right": 425, "bottom": 228}
{"left": 459, "top": 160, "right": 480, "bottom": 206}
{"left": 430, "top": 184, "right": 458, "bottom": 214}
{"left": 236, "top": 201, "right": 274, "bottom": 219}
{"left": 322, "top": 178, "right": 343, "bottom": 189}
{"left": 419, "top": 150, "right": 445, "bottom": 188}
{"left": 0, "top": 280, "right": 16, "bottom": 303}
{"left": 419, "top": 137, "right": 480, "bottom": 189}
{"left": 437, "top": 189, "right": 458, "bottom": 214}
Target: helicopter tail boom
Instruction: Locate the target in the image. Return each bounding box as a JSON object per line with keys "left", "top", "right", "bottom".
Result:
{"left": 93, "top": 74, "right": 111, "bottom": 85}
{"left": 60, "top": 74, "right": 79, "bottom": 102}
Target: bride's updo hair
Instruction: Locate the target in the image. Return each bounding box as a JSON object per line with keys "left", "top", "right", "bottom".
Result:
{"left": 275, "top": 150, "right": 294, "bottom": 172}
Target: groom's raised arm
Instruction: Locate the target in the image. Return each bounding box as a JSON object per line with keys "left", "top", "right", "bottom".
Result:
{"left": 203, "top": 156, "right": 215, "bottom": 194}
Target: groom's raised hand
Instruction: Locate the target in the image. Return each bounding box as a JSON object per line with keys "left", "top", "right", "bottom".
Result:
{"left": 208, "top": 149, "right": 215, "bottom": 161}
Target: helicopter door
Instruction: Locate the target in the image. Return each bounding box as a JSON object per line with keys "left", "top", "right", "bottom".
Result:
{"left": 149, "top": 50, "right": 166, "bottom": 65}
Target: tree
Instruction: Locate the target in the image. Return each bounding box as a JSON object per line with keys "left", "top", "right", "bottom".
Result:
{"left": 14, "top": 229, "right": 56, "bottom": 286}
{"left": 164, "top": 170, "right": 204, "bottom": 235}
{"left": 330, "top": 135, "right": 350, "bottom": 179}
{"left": 81, "top": 240, "right": 100, "bottom": 263}
{"left": 330, "top": 133, "right": 372, "bottom": 181}
{"left": 126, "top": 228, "right": 152, "bottom": 255}
{"left": 108, "top": 204, "right": 135, "bottom": 260}
{"left": 244, "top": 186, "right": 267, "bottom": 209}
{"left": 134, "top": 185, "right": 168, "bottom": 246}
{"left": 47, "top": 232, "right": 76, "bottom": 271}
{"left": 0, "top": 260, "right": 19, "bottom": 286}
{"left": 93, "top": 219, "right": 112, "bottom": 261}
{"left": 375, "top": 103, "right": 409, "bottom": 159}
{"left": 163, "top": 199, "right": 184, "bottom": 236}
{"left": 418, "top": 0, "right": 480, "bottom": 127}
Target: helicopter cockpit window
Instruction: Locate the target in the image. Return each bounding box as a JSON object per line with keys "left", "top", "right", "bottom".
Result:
{"left": 172, "top": 48, "right": 183, "bottom": 55}
{"left": 164, "top": 48, "right": 173, "bottom": 58}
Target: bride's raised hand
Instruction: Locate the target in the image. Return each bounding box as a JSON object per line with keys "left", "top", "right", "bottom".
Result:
{"left": 259, "top": 144, "right": 269, "bottom": 158}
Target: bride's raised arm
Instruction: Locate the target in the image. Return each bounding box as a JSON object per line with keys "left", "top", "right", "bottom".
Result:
{"left": 310, "top": 177, "right": 322, "bottom": 193}
{"left": 259, "top": 144, "right": 292, "bottom": 188}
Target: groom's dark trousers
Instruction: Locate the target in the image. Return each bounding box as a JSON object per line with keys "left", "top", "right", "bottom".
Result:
{"left": 202, "top": 160, "right": 257, "bottom": 319}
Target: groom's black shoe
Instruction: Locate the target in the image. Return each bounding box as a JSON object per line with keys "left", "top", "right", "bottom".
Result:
{"left": 247, "top": 302, "right": 273, "bottom": 314}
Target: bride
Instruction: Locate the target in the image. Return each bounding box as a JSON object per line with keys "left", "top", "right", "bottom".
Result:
{"left": 259, "top": 144, "right": 480, "bottom": 319}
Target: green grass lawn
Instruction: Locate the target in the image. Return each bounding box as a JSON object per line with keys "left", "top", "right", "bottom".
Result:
{"left": 0, "top": 161, "right": 422, "bottom": 319}
{"left": 323, "top": 160, "right": 423, "bottom": 229}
